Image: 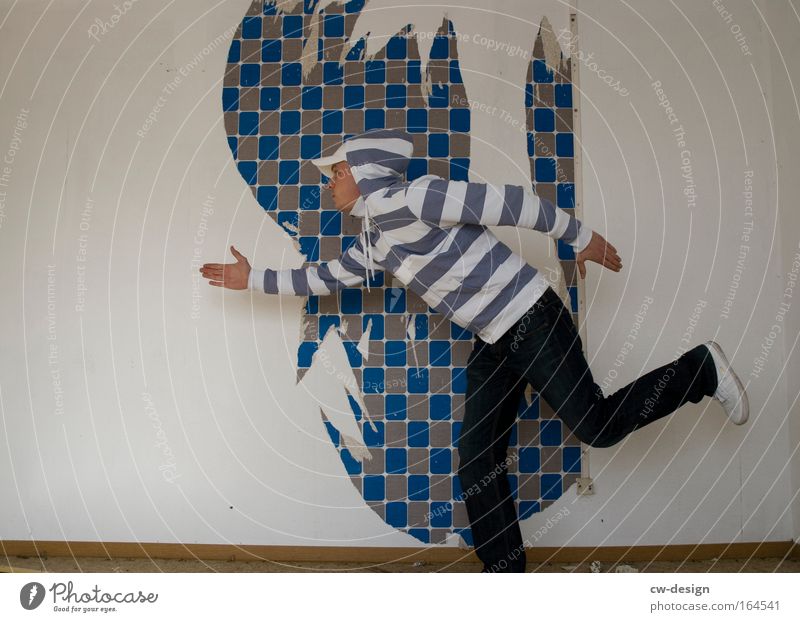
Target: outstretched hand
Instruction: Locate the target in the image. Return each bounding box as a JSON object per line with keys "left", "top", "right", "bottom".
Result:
{"left": 576, "top": 231, "right": 622, "bottom": 279}
{"left": 200, "top": 245, "right": 251, "bottom": 290}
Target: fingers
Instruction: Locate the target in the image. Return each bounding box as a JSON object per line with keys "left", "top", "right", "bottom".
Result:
{"left": 577, "top": 259, "right": 586, "bottom": 279}
{"left": 209, "top": 281, "right": 223, "bottom": 287}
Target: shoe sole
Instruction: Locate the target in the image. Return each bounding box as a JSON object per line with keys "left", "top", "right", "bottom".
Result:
{"left": 707, "top": 340, "right": 749, "bottom": 425}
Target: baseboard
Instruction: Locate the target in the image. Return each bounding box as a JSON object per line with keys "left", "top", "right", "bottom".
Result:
{"left": 2, "top": 540, "right": 797, "bottom": 564}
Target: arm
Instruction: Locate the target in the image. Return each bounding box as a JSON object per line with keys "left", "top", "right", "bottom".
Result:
{"left": 404, "top": 177, "right": 593, "bottom": 253}
{"left": 248, "top": 234, "right": 382, "bottom": 295}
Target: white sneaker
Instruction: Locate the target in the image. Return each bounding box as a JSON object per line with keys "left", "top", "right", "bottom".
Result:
{"left": 704, "top": 341, "right": 749, "bottom": 425}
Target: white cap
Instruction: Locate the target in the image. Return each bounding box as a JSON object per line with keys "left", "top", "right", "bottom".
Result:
{"left": 310, "top": 142, "right": 348, "bottom": 179}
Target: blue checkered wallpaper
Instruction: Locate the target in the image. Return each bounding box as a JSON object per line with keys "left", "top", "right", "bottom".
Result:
{"left": 223, "top": 0, "right": 582, "bottom": 545}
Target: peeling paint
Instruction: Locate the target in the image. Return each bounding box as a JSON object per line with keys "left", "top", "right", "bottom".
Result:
{"left": 356, "top": 317, "right": 372, "bottom": 361}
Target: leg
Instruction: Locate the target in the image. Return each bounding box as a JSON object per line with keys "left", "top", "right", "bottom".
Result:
{"left": 502, "top": 287, "right": 718, "bottom": 448}
{"left": 457, "top": 337, "right": 529, "bottom": 572}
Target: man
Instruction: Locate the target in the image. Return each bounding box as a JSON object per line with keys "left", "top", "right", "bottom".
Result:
{"left": 200, "top": 127, "right": 749, "bottom": 572}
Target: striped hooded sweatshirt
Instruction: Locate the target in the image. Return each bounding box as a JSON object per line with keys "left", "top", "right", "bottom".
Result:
{"left": 249, "top": 128, "right": 593, "bottom": 344}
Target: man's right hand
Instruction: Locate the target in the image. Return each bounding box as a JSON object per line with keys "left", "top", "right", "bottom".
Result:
{"left": 576, "top": 231, "right": 622, "bottom": 279}
{"left": 200, "top": 245, "right": 251, "bottom": 290}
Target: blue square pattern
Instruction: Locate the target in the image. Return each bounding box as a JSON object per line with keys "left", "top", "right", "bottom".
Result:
{"left": 282, "top": 14, "right": 303, "bottom": 38}
{"left": 430, "top": 502, "right": 452, "bottom": 528}
{"left": 563, "top": 446, "right": 581, "bottom": 473}
{"left": 385, "top": 340, "right": 406, "bottom": 366}
{"left": 230, "top": 10, "right": 582, "bottom": 531}
{"left": 555, "top": 83, "right": 573, "bottom": 108}
{"left": 237, "top": 161, "right": 256, "bottom": 184}
{"left": 301, "top": 85, "right": 322, "bottom": 109}
{"left": 533, "top": 59, "right": 553, "bottom": 82}
{"left": 299, "top": 236, "right": 319, "bottom": 261}
{"left": 408, "top": 475, "right": 429, "bottom": 500}
{"left": 407, "top": 368, "right": 428, "bottom": 393}
{"left": 222, "top": 87, "right": 238, "bottom": 112}
{"left": 430, "top": 448, "right": 451, "bottom": 474}
{"left": 257, "top": 186, "right": 277, "bottom": 211}
{"left": 365, "top": 109, "right": 385, "bottom": 130}
{"left": 408, "top": 421, "right": 429, "bottom": 447}
{"left": 519, "top": 447, "right": 540, "bottom": 473}
{"left": 341, "top": 288, "right": 362, "bottom": 314}
{"left": 259, "top": 136, "right": 278, "bottom": 159}
{"left": 277, "top": 211, "right": 298, "bottom": 235}
{"left": 558, "top": 183, "right": 575, "bottom": 208}
{"left": 279, "top": 160, "right": 299, "bottom": 184}
{"left": 299, "top": 185, "right": 320, "bottom": 209}
{"left": 409, "top": 528, "right": 430, "bottom": 543}
{"left": 542, "top": 474, "right": 562, "bottom": 500}
{"left": 386, "top": 502, "right": 407, "bottom": 528}
{"left": 281, "top": 63, "right": 302, "bottom": 86}
{"left": 386, "top": 448, "right": 407, "bottom": 474}
{"left": 363, "top": 475, "right": 385, "bottom": 501}
{"left": 407, "top": 108, "right": 427, "bottom": 133}
{"left": 387, "top": 35, "right": 407, "bottom": 59}
{"left": 430, "top": 394, "right": 451, "bottom": 420}
{"left": 261, "top": 87, "right": 281, "bottom": 110}
{"left": 428, "top": 133, "right": 449, "bottom": 157}
{"left": 238, "top": 112, "right": 258, "bottom": 136}
{"left": 324, "top": 13, "right": 344, "bottom": 37}
{"left": 320, "top": 209, "right": 341, "bottom": 234}
{"left": 240, "top": 63, "right": 259, "bottom": 87}
{"left": 386, "top": 84, "right": 406, "bottom": 108}
{"left": 363, "top": 314, "right": 384, "bottom": 339}
{"left": 556, "top": 132, "right": 574, "bottom": 157}
{"left": 385, "top": 288, "right": 406, "bottom": 313}
{"left": 385, "top": 394, "right": 406, "bottom": 420}
{"left": 535, "top": 158, "right": 556, "bottom": 183}
{"left": 318, "top": 315, "right": 340, "bottom": 340}
{"left": 227, "top": 39, "right": 240, "bottom": 63}
{"left": 280, "top": 110, "right": 300, "bottom": 134}
{"left": 519, "top": 393, "right": 539, "bottom": 419}
{"left": 344, "top": 85, "right": 364, "bottom": 109}
{"left": 262, "top": 39, "right": 281, "bottom": 62}
{"left": 429, "top": 340, "right": 451, "bottom": 366}
{"left": 340, "top": 447, "right": 362, "bottom": 475}
{"left": 363, "top": 367, "right": 384, "bottom": 394}
{"left": 362, "top": 420, "right": 384, "bottom": 447}
{"left": 540, "top": 420, "right": 562, "bottom": 446}
{"left": 534, "top": 108, "right": 555, "bottom": 132}
{"left": 343, "top": 340, "right": 362, "bottom": 367}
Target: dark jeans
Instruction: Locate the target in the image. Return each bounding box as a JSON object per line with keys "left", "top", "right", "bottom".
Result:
{"left": 456, "top": 286, "right": 719, "bottom": 572}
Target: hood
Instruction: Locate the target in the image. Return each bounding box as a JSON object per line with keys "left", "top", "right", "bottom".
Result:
{"left": 340, "top": 128, "right": 415, "bottom": 290}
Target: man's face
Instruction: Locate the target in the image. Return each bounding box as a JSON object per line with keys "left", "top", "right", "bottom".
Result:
{"left": 326, "top": 161, "right": 361, "bottom": 213}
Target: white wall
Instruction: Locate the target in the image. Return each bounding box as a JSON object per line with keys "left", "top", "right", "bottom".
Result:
{"left": 0, "top": 0, "right": 797, "bottom": 548}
